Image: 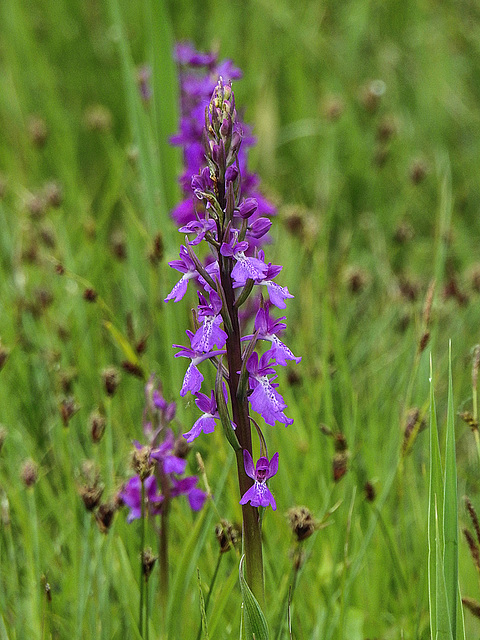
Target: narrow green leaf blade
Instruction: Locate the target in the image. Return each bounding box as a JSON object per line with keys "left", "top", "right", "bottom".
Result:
{"left": 435, "top": 497, "right": 454, "bottom": 640}
{"left": 443, "top": 343, "right": 458, "bottom": 638}
{"left": 239, "top": 556, "right": 269, "bottom": 640}
{"left": 428, "top": 356, "right": 444, "bottom": 639}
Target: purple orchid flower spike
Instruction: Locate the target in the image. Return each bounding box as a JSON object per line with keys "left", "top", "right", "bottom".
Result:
{"left": 220, "top": 231, "right": 268, "bottom": 285}
{"left": 239, "top": 450, "right": 278, "bottom": 510}
{"left": 171, "top": 475, "right": 207, "bottom": 511}
{"left": 254, "top": 307, "right": 301, "bottom": 367}
{"left": 174, "top": 330, "right": 226, "bottom": 396}
{"left": 164, "top": 245, "right": 199, "bottom": 303}
{"left": 183, "top": 390, "right": 220, "bottom": 443}
{"left": 246, "top": 351, "right": 293, "bottom": 426}
{"left": 118, "top": 475, "right": 163, "bottom": 523}
{"left": 191, "top": 290, "right": 227, "bottom": 352}
{"left": 150, "top": 430, "right": 187, "bottom": 475}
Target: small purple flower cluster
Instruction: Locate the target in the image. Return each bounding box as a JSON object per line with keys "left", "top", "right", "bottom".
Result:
{"left": 170, "top": 42, "right": 276, "bottom": 235}
{"left": 166, "top": 45, "right": 300, "bottom": 511}
{"left": 119, "top": 376, "right": 207, "bottom": 522}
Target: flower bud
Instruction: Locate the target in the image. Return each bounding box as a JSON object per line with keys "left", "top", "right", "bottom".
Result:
{"left": 237, "top": 197, "right": 258, "bottom": 219}
{"left": 248, "top": 217, "right": 271, "bottom": 239}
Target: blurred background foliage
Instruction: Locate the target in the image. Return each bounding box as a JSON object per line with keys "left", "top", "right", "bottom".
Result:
{"left": 1, "top": 0, "right": 480, "bottom": 638}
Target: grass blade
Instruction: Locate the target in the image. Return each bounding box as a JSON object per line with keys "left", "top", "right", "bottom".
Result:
{"left": 428, "top": 356, "right": 444, "bottom": 639}
{"left": 443, "top": 342, "right": 459, "bottom": 638}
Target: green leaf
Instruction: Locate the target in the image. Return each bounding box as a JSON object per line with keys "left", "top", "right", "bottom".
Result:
{"left": 428, "top": 356, "right": 444, "bottom": 639}
{"left": 239, "top": 556, "right": 269, "bottom": 640}
{"left": 435, "top": 497, "right": 454, "bottom": 640}
{"left": 443, "top": 343, "right": 458, "bottom": 638}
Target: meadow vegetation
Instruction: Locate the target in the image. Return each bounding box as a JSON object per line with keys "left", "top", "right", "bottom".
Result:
{"left": 1, "top": 0, "right": 480, "bottom": 638}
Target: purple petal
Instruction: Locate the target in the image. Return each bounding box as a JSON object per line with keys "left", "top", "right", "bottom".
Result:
{"left": 163, "top": 455, "right": 187, "bottom": 475}
{"left": 243, "top": 449, "right": 255, "bottom": 480}
{"left": 188, "top": 487, "right": 207, "bottom": 511}
{"left": 180, "top": 363, "right": 204, "bottom": 397}
{"left": 267, "top": 453, "right": 279, "bottom": 479}
{"left": 183, "top": 414, "right": 217, "bottom": 443}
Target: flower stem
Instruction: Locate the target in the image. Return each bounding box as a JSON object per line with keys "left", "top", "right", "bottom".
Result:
{"left": 219, "top": 259, "right": 265, "bottom": 607}
{"left": 139, "top": 479, "right": 145, "bottom": 637}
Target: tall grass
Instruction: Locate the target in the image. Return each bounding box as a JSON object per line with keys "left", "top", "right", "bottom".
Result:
{"left": 1, "top": 0, "right": 480, "bottom": 637}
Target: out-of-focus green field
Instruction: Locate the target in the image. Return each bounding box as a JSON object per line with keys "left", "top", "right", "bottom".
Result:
{"left": 1, "top": 0, "right": 480, "bottom": 638}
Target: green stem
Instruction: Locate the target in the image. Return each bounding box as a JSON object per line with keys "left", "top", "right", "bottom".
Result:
{"left": 139, "top": 479, "right": 146, "bottom": 637}
{"left": 196, "top": 551, "right": 223, "bottom": 640}
{"left": 145, "top": 574, "right": 150, "bottom": 640}
{"left": 159, "top": 501, "right": 169, "bottom": 629}
{"left": 219, "top": 257, "right": 265, "bottom": 608}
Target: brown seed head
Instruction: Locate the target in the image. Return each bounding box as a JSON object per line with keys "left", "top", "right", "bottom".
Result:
{"left": 333, "top": 451, "right": 348, "bottom": 482}
{"left": 359, "top": 79, "right": 386, "bottom": 113}
{"left": 21, "top": 459, "right": 38, "bottom": 488}
{"left": 131, "top": 445, "right": 154, "bottom": 481}
{"left": 58, "top": 367, "right": 78, "bottom": 394}
{"left": 121, "top": 361, "right": 144, "bottom": 379}
{"left": 321, "top": 95, "right": 344, "bottom": 122}
{"left": 0, "top": 173, "right": 7, "bottom": 199}
{"left": 28, "top": 115, "right": 48, "bottom": 147}
{"left": 333, "top": 433, "right": 348, "bottom": 453}
{"left": 419, "top": 331, "right": 430, "bottom": 354}
{"left": 287, "top": 506, "right": 317, "bottom": 542}
{"left": 282, "top": 206, "right": 305, "bottom": 237}
{"left": 89, "top": 410, "right": 106, "bottom": 443}
{"left": 459, "top": 411, "right": 478, "bottom": 433}
{"left": 215, "top": 520, "right": 240, "bottom": 553}
{"left": 470, "top": 265, "right": 480, "bottom": 293}
{"left": 142, "top": 547, "right": 158, "bottom": 580}
{"left": 59, "top": 396, "right": 80, "bottom": 427}
{"left": 79, "top": 483, "right": 104, "bottom": 511}
{"left": 0, "top": 426, "right": 7, "bottom": 453}
{"left": 465, "top": 496, "right": 480, "bottom": 546}
{"left": 102, "top": 367, "right": 120, "bottom": 396}
{"left": 409, "top": 158, "right": 428, "bottom": 184}
{"left": 365, "top": 481, "right": 376, "bottom": 502}
{"left": 463, "top": 527, "right": 480, "bottom": 573}
{"left": 0, "top": 343, "right": 9, "bottom": 371}
{"left": 393, "top": 220, "right": 415, "bottom": 244}
{"left": 43, "top": 181, "right": 63, "bottom": 208}
{"left": 402, "top": 407, "right": 426, "bottom": 455}
{"left": 472, "top": 345, "right": 480, "bottom": 390}
{"left": 84, "top": 105, "right": 112, "bottom": 133}
{"left": 96, "top": 501, "right": 116, "bottom": 533}
{"left": 462, "top": 596, "right": 480, "bottom": 619}
{"left": 377, "top": 115, "right": 398, "bottom": 142}
{"left": 83, "top": 288, "right": 98, "bottom": 303}
{"left": 26, "top": 193, "right": 47, "bottom": 220}
{"left": 173, "top": 436, "right": 190, "bottom": 460}
{"left": 345, "top": 267, "right": 368, "bottom": 294}
{"left": 148, "top": 232, "right": 164, "bottom": 266}
{"left": 39, "top": 222, "right": 56, "bottom": 249}
{"left": 110, "top": 229, "right": 127, "bottom": 261}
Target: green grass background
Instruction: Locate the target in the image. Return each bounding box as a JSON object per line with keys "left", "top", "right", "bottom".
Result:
{"left": 1, "top": 0, "right": 480, "bottom": 637}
